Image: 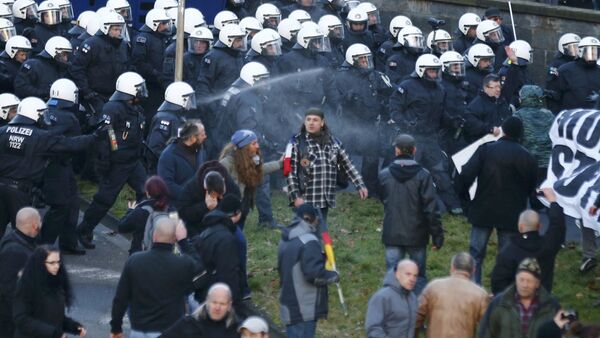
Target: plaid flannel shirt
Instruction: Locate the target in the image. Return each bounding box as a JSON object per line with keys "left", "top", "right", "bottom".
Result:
{"left": 286, "top": 132, "right": 365, "bottom": 208}
{"left": 515, "top": 293, "right": 539, "bottom": 336}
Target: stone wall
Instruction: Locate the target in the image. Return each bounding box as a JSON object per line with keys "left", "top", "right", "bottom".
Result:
{"left": 370, "top": 0, "right": 600, "bottom": 84}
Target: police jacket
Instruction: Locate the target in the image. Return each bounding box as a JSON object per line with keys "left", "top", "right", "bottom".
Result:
{"left": 340, "top": 26, "right": 376, "bottom": 54}
{"left": 277, "top": 217, "right": 337, "bottom": 325}
{"left": 385, "top": 48, "right": 419, "bottom": 84}
{"left": 453, "top": 33, "right": 475, "bottom": 55}
{"left": 464, "top": 91, "right": 511, "bottom": 142}
{"left": 545, "top": 53, "right": 575, "bottom": 113}
{"left": 464, "top": 64, "right": 491, "bottom": 104}
{"left": 244, "top": 49, "right": 279, "bottom": 75}
{"left": 0, "top": 52, "right": 20, "bottom": 93}
{"left": 146, "top": 109, "right": 185, "bottom": 159}
{"left": 70, "top": 31, "right": 91, "bottom": 51}
{"left": 498, "top": 61, "right": 532, "bottom": 106}
{"left": 369, "top": 24, "right": 387, "bottom": 49}
{"left": 320, "top": 39, "right": 345, "bottom": 70}
{"left": 32, "top": 23, "right": 66, "bottom": 54}
{"left": 555, "top": 59, "right": 600, "bottom": 111}
{"left": 14, "top": 52, "right": 65, "bottom": 99}
{"left": 389, "top": 74, "right": 447, "bottom": 137}
{"left": 375, "top": 39, "right": 396, "bottom": 72}
{"left": 378, "top": 155, "right": 444, "bottom": 248}
{"left": 181, "top": 51, "right": 205, "bottom": 89}
{"left": 13, "top": 18, "right": 35, "bottom": 35}
{"left": 132, "top": 25, "right": 170, "bottom": 88}
{"left": 69, "top": 34, "right": 130, "bottom": 97}
{"left": 441, "top": 73, "right": 468, "bottom": 120}
{"left": 157, "top": 141, "right": 205, "bottom": 207}
{"left": 0, "top": 117, "right": 94, "bottom": 185}
{"left": 320, "top": 2, "right": 342, "bottom": 20}
{"left": 98, "top": 100, "right": 145, "bottom": 164}
{"left": 196, "top": 44, "right": 244, "bottom": 112}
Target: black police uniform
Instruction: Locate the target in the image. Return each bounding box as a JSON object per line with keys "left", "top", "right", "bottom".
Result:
{"left": 340, "top": 26, "right": 376, "bottom": 55}
{"left": 281, "top": 36, "right": 295, "bottom": 54}
{"left": 385, "top": 48, "right": 419, "bottom": 84}
{"left": 77, "top": 98, "right": 147, "bottom": 246}
{"left": 498, "top": 60, "right": 532, "bottom": 107}
{"left": 555, "top": 59, "right": 600, "bottom": 111}
{"left": 389, "top": 74, "right": 462, "bottom": 210}
{"left": 14, "top": 51, "right": 66, "bottom": 100}
{"left": 464, "top": 90, "right": 511, "bottom": 142}
{"left": 226, "top": 2, "right": 250, "bottom": 18}
{"left": 68, "top": 33, "right": 130, "bottom": 116}
{"left": 472, "top": 37, "right": 507, "bottom": 72}
{"left": 368, "top": 24, "right": 387, "bottom": 50}
{"left": 0, "top": 52, "right": 21, "bottom": 93}
{"left": 32, "top": 23, "right": 67, "bottom": 54}
{"left": 161, "top": 39, "right": 189, "bottom": 88}
{"left": 244, "top": 49, "right": 280, "bottom": 76}
{"left": 545, "top": 52, "right": 575, "bottom": 114}
{"left": 335, "top": 62, "right": 393, "bottom": 196}
{"left": 319, "top": 2, "right": 342, "bottom": 20}
{"left": 375, "top": 38, "right": 395, "bottom": 72}
{"left": 70, "top": 31, "right": 91, "bottom": 51}
{"left": 320, "top": 38, "right": 344, "bottom": 70}
{"left": 0, "top": 115, "right": 94, "bottom": 239}
{"left": 13, "top": 18, "right": 36, "bottom": 35}
{"left": 281, "top": 3, "right": 327, "bottom": 21}
{"left": 40, "top": 98, "right": 83, "bottom": 251}
{"left": 453, "top": 33, "right": 475, "bottom": 55}
{"left": 145, "top": 106, "right": 186, "bottom": 173}
{"left": 464, "top": 64, "right": 491, "bottom": 104}
{"left": 440, "top": 72, "right": 469, "bottom": 155}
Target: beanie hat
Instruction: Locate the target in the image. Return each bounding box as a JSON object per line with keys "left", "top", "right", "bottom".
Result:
{"left": 485, "top": 7, "right": 501, "bottom": 18}
{"left": 305, "top": 107, "right": 324, "bottom": 119}
{"left": 218, "top": 194, "right": 242, "bottom": 216}
{"left": 501, "top": 116, "right": 524, "bottom": 139}
{"left": 517, "top": 257, "right": 542, "bottom": 280}
{"left": 295, "top": 203, "right": 318, "bottom": 223}
{"left": 231, "top": 129, "right": 257, "bottom": 149}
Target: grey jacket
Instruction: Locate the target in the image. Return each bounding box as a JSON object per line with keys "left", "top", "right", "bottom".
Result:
{"left": 365, "top": 270, "right": 418, "bottom": 338}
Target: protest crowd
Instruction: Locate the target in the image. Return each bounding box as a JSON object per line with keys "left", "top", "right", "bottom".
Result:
{"left": 1, "top": 0, "right": 600, "bottom": 337}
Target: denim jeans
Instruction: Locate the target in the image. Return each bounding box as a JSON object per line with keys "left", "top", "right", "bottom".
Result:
{"left": 470, "top": 226, "right": 514, "bottom": 284}
{"left": 130, "top": 331, "right": 161, "bottom": 338}
{"left": 255, "top": 174, "right": 274, "bottom": 224}
{"left": 385, "top": 246, "right": 427, "bottom": 295}
{"left": 235, "top": 226, "right": 250, "bottom": 297}
{"left": 286, "top": 320, "right": 317, "bottom": 338}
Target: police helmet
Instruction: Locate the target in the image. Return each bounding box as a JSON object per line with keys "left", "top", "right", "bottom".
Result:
{"left": 181, "top": 8, "right": 206, "bottom": 35}
{"left": 111, "top": 72, "right": 148, "bottom": 101}
{"left": 346, "top": 8, "right": 367, "bottom": 32}
{"left": 255, "top": 3, "right": 281, "bottom": 29}
{"left": 0, "top": 4, "right": 13, "bottom": 22}
{"left": 415, "top": 53, "right": 442, "bottom": 81}
{"left": 49, "top": 0, "right": 73, "bottom": 21}
{"left": 356, "top": 2, "right": 380, "bottom": 25}
{"left": 289, "top": 9, "right": 311, "bottom": 24}
{"left": 277, "top": 18, "right": 301, "bottom": 42}
{"left": 12, "top": 0, "right": 37, "bottom": 20}
{"left": 318, "top": 14, "right": 344, "bottom": 40}
{"left": 38, "top": 1, "right": 61, "bottom": 26}
{"left": 240, "top": 17, "right": 262, "bottom": 36}
{"left": 345, "top": 43, "right": 373, "bottom": 69}
{"left": 98, "top": 10, "right": 125, "bottom": 39}
{"left": 49, "top": 78, "right": 78, "bottom": 104}
{"left": 218, "top": 23, "right": 247, "bottom": 52}
{"left": 213, "top": 10, "right": 238, "bottom": 30}
{"left": 439, "top": 51, "right": 465, "bottom": 78}
{"left": 296, "top": 25, "right": 330, "bottom": 52}
{"left": 426, "top": 29, "right": 453, "bottom": 54}
{"left": 85, "top": 12, "right": 100, "bottom": 36}
{"left": 44, "top": 36, "right": 71, "bottom": 60}
{"left": 240, "top": 62, "right": 269, "bottom": 86}
{"left": 0, "top": 93, "right": 19, "bottom": 120}
{"left": 15, "top": 96, "right": 47, "bottom": 122}
{"left": 458, "top": 13, "right": 480, "bottom": 36}
{"left": 578, "top": 36, "right": 600, "bottom": 63}
{"left": 558, "top": 33, "right": 580, "bottom": 57}
{"left": 145, "top": 8, "right": 172, "bottom": 34}
{"left": 187, "top": 26, "right": 212, "bottom": 54}
{"left": 251, "top": 28, "right": 282, "bottom": 56}
{"left": 106, "top": 0, "right": 131, "bottom": 23}
{"left": 0, "top": 17, "right": 15, "bottom": 42}
{"left": 388, "top": 15, "right": 412, "bottom": 38}
{"left": 476, "top": 20, "right": 504, "bottom": 44}
{"left": 397, "top": 25, "right": 424, "bottom": 52}
{"left": 153, "top": 0, "right": 177, "bottom": 20}
{"left": 509, "top": 40, "right": 532, "bottom": 65}
{"left": 4, "top": 34, "right": 30, "bottom": 58}
{"left": 467, "top": 43, "right": 495, "bottom": 67}
{"left": 161, "top": 81, "right": 196, "bottom": 111}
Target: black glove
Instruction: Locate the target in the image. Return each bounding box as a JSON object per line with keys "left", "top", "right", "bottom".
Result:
{"left": 92, "top": 123, "right": 110, "bottom": 139}
{"left": 314, "top": 270, "right": 340, "bottom": 286}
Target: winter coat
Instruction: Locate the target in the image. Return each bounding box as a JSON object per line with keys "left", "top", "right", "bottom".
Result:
{"left": 464, "top": 91, "right": 512, "bottom": 143}
{"left": 378, "top": 155, "right": 443, "bottom": 248}
{"left": 498, "top": 62, "right": 532, "bottom": 106}
{"left": 555, "top": 59, "right": 600, "bottom": 111}
{"left": 478, "top": 285, "right": 560, "bottom": 338}
{"left": 219, "top": 150, "right": 282, "bottom": 200}
{"left": 365, "top": 269, "right": 418, "bottom": 338}
{"left": 159, "top": 313, "right": 238, "bottom": 338}
{"left": 514, "top": 103, "right": 554, "bottom": 169}
{"left": 157, "top": 141, "right": 206, "bottom": 207}
{"left": 457, "top": 137, "right": 537, "bottom": 231}
{"left": 491, "top": 202, "right": 566, "bottom": 294}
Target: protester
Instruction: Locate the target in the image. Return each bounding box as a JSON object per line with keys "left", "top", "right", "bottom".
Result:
{"left": 239, "top": 316, "right": 270, "bottom": 338}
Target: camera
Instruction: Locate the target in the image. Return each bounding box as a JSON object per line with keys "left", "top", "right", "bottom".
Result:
{"left": 427, "top": 17, "right": 446, "bottom": 30}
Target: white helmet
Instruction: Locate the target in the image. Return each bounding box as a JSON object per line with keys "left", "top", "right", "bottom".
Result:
{"left": 0, "top": 17, "right": 15, "bottom": 42}
{"left": 345, "top": 43, "right": 373, "bottom": 69}
{"left": 467, "top": 43, "right": 495, "bottom": 67}
{"left": 344, "top": 0, "right": 360, "bottom": 9}
{"left": 388, "top": 15, "right": 412, "bottom": 38}
{"left": 458, "top": 13, "right": 481, "bottom": 36}
{"left": 398, "top": 25, "right": 424, "bottom": 52}
{"left": 251, "top": 28, "right": 281, "bottom": 56}
{"left": 161, "top": 81, "right": 196, "bottom": 111}
{"left": 112, "top": 72, "right": 148, "bottom": 101}
{"left": 44, "top": 36, "right": 71, "bottom": 58}
{"left": 558, "top": 33, "right": 580, "bottom": 57}
{"left": 0, "top": 4, "right": 13, "bottom": 21}
{"left": 49, "top": 0, "right": 72, "bottom": 21}
{"left": 153, "top": 0, "right": 177, "bottom": 19}
{"left": 415, "top": 53, "right": 442, "bottom": 81}
{"left": 38, "top": 0, "right": 61, "bottom": 26}
{"left": 318, "top": 14, "right": 344, "bottom": 40}
{"left": 181, "top": 8, "right": 206, "bottom": 35}
{"left": 578, "top": 36, "right": 600, "bottom": 63}
{"left": 439, "top": 51, "right": 465, "bottom": 78}
{"left": 99, "top": 10, "right": 125, "bottom": 38}
{"left": 12, "top": 0, "right": 38, "bottom": 20}
{"left": 85, "top": 13, "right": 100, "bottom": 36}
{"left": 187, "top": 26, "right": 212, "bottom": 54}
{"left": 296, "top": 25, "right": 330, "bottom": 52}
{"left": 49, "top": 78, "right": 78, "bottom": 104}
{"left": 4, "top": 34, "right": 30, "bottom": 58}
{"left": 509, "top": 40, "right": 532, "bottom": 65}
{"left": 426, "top": 29, "right": 453, "bottom": 54}
{"left": 239, "top": 17, "right": 262, "bottom": 36}
{"left": 356, "top": 2, "right": 380, "bottom": 25}
{"left": 145, "top": 8, "right": 172, "bottom": 34}
{"left": 0, "top": 93, "right": 19, "bottom": 120}
{"left": 218, "top": 23, "right": 247, "bottom": 51}
{"left": 74, "top": 10, "right": 95, "bottom": 30}
{"left": 106, "top": 0, "right": 131, "bottom": 23}
{"left": 300, "top": 20, "right": 318, "bottom": 31}
{"left": 213, "top": 10, "right": 238, "bottom": 30}
{"left": 289, "top": 9, "right": 311, "bottom": 24}
{"left": 255, "top": 3, "right": 281, "bottom": 29}
{"left": 16, "top": 96, "right": 47, "bottom": 122}
{"left": 240, "top": 61, "right": 269, "bottom": 86}
{"left": 346, "top": 8, "right": 368, "bottom": 31}
{"left": 476, "top": 19, "right": 504, "bottom": 44}
{"left": 277, "top": 18, "right": 301, "bottom": 42}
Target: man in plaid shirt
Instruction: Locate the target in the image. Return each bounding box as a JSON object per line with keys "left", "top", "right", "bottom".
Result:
{"left": 285, "top": 108, "right": 368, "bottom": 221}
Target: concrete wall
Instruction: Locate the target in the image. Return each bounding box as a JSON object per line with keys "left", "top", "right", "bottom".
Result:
{"left": 370, "top": 0, "right": 600, "bottom": 84}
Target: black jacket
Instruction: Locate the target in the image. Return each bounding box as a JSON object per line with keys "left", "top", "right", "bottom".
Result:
{"left": 110, "top": 243, "right": 198, "bottom": 333}
{"left": 457, "top": 137, "right": 537, "bottom": 231}
{"left": 14, "top": 52, "right": 65, "bottom": 99}
{"left": 117, "top": 199, "right": 155, "bottom": 254}
{"left": 555, "top": 59, "right": 600, "bottom": 111}
{"left": 131, "top": 25, "right": 170, "bottom": 88}
{"left": 385, "top": 48, "right": 419, "bottom": 85}
{"left": 545, "top": 53, "right": 575, "bottom": 114}
{"left": 339, "top": 26, "right": 376, "bottom": 55}
{"left": 464, "top": 91, "right": 511, "bottom": 143}
{"left": 146, "top": 110, "right": 186, "bottom": 160}
{"left": 378, "top": 156, "right": 443, "bottom": 248}
{"left": 0, "top": 52, "right": 21, "bottom": 93}
{"left": 159, "top": 312, "right": 238, "bottom": 338}
{"left": 97, "top": 100, "right": 145, "bottom": 165}
{"left": 157, "top": 142, "right": 205, "bottom": 208}
{"left": 0, "top": 230, "right": 36, "bottom": 320}
{"left": 464, "top": 64, "right": 491, "bottom": 104}
{"left": 498, "top": 62, "right": 532, "bottom": 106}
{"left": 491, "top": 202, "right": 566, "bottom": 294}
{"left": 32, "top": 24, "right": 67, "bottom": 54}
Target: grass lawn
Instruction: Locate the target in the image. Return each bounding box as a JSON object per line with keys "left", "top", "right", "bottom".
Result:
{"left": 79, "top": 181, "right": 600, "bottom": 337}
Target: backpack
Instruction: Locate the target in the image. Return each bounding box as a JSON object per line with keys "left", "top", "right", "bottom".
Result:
{"left": 140, "top": 205, "right": 170, "bottom": 251}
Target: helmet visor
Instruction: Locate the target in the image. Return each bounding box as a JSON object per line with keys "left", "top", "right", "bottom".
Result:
{"left": 25, "top": 4, "right": 38, "bottom": 20}
{"left": 108, "top": 23, "right": 126, "bottom": 40}
{"left": 221, "top": 18, "right": 239, "bottom": 27}
{"left": 404, "top": 34, "right": 424, "bottom": 49}
{"left": 115, "top": 7, "right": 131, "bottom": 22}
{"left": 0, "top": 25, "right": 15, "bottom": 41}
{"left": 261, "top": 39, "right": 282, "bottom": 56}
{"left": 423, "top": 66, "right": 442, "bottom": 81}
{"left": 158, "top": 19, "right": 173, "bottom": 35}
{"left": 231, "top": 34, "right": 248, "bottom": 52}
{"left": 367, "top": 10, "right": 380, "bottom": 25}
{"left": 264, "top": 14, "right": 281, "bottom": 28}
{"left": 476, "top": 56, "right": 494, "bottom": 71}
{"left": 181, "top": 92, "right": 197, "bottom": 110}
{"left": 308, "top": 35, "right": 331, "bottom": 52}
{"left": 187, "top": 37, "right": 211, "bottom": 54}
{"left": 253, "top": 72, "right": 270, "bottom": 84}
{"left": 135, "top": 82, "right": 149, "bottom": 99}
{"left": 353, "top": 53, "right": 374, "bottom": 69}
{"left": 434, "top": 40, "right": 453, "bottom": 53}
{"left": 54, "top": 50, "right": 71, "bottom": 64}
{"left": 344, "top": 0, "right": 360, "bottom": 9}
{"left": 59, "top": 4, "right": 73, "bottom": 20}
{"left": 0, "top": 13, "right": 13, "bottom": 22}
{"left": 41, "top": 10, "right": 62, "bottom": 25}
{"left": 582, "top": 45, "right": 599, "bottom": 62}
{"left": 485, "top": 27, "right": 504, "bottom": 43}
{"left": 329, "top": 24, "right": 344, "bottom": 39}
{"left": 0, "top": 103, "right": 17, "bottom": 120}
{"left": 444, "top": 61, "right": 465, "bottom": 77}
{"left": 563, "top": 42, "right": 578, "bottom": 57}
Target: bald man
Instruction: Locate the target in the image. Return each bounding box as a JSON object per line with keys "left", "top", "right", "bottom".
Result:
{"left": 110, "top": 218, "right": 203, "bottom": 338}
{"left": 0, "top": 207, "right": 41, "bottom": 338}
{"left": 365, "top": 259, "right": 419, "bottom": 338}
{"left": 490, "top": 188, "right": 566, "bottom": 294}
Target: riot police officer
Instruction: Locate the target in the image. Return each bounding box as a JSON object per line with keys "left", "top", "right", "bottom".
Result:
{"left": 473, "top": 19, "right": 507, "bottom": 72}
{"left": 11, "top": 0, "right": 38, "bottom": 35}
{"left": 0, "top": 97, "right": 96, "bottom": 239}
{"left": 0, "top": 35, "right": 31, "bottom": 93}
{"left": 0, "top": 18, "right": 16, "bottom": 51}
{"left": 439, "top": 51, "right": 468, "bottom": 155}
{"left": 385, "top": 25, "right": 424, "bottom": 84}
{"left": 106, "top": 0, "right": 137, "bottom": 44}
{"left": 212, "top": 10, "right": 239, "bottom": 40}
{"left": 0, "top": 93, "right": 19, "bottom": 127}
{"left": 277, "top": 17, "right": 301, "bottom": 53}
{"left": 340, "top": 7, "right": 375, "bottom": 54}
{"left": 282, "top": 0, "right": 327, "bottom": 21}
{"left": 255, "top": 3, "right": 282, "bottom": 30}
{"left": 389, "top": 54, "right": 463, "bottom": 214}
{"left": 52, "top": 0, "right": 74, "bottom": 35}
{"left": 179, "top": 26, "right": 212, "bottom": 89}
{"left": 498, "top": 40, "right": 533, "bottom": 106}
{"left": 454, "top": 12, "right": 480, "bottom": 55}
{"left": 40, "top": 78, "right": 86, "bottom": 254}
{"left": 244, "top": 28, "right": 282, "bottom": 74}
{"left": 69, "top": 11, "right": 98, "bottom": 51}
{"left": 335, "top": 43, "right": 393, "bottom": 196}
{"left": 546, "top": 33, "right": 580, "bottom": 113}
{"left": 145, "top": 81, "right": 196, "bottom": 173}
{"left": 240, "top": 16, "right": 262, "bottom": 46}
{"left": 77, "top": 72, "right": 148, "bottom": 249}
{"left": 14, "top": 36, "right": 71, "bottom": 99}
{"left": 465, "top": 43, "right": 495, "bottom": 103}
{"left": 426, "top": 29, "right": 453, "bottom": 57}
{"left": 375, "top": 15, "right": 412, "bottom": 71}
{"left": 69, "top": 11, "right": 129, "bottom": 117}
{"left": 356, "top": 2, "right": 385, "bottom": 49}
{"left": 67, "top": 10, "right": 94, "bottom": 47}
{"left": 32, "top": 0, "right": 66, "bottom": 54}
{"left": 318, "top": 14, "right": 345, "bottom": 69}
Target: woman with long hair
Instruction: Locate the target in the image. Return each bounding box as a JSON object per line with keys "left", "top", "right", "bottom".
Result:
{"left": 117, "top": 175, "right": 171, "bottom": 254}
{"left": 12, "top": 245, "right": 86, "bottom": 338}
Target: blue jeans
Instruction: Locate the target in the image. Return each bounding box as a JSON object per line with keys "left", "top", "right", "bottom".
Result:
{"left": 287, "top": 320, "right": 317, "bottom": 338}
{"left": 130, "top": 331, "right": 161, "bottom": 338}
{"left": 470, "top": 226, "right": 515, "bottom": 284}
{"left": 385, "top": 246, "right": 427, "bottom": 295}
{"left": 255, "top": 175, "right": 274, "bottom": 224}
{"left": 235, "top": 226, "right": 250, "bottom": 297}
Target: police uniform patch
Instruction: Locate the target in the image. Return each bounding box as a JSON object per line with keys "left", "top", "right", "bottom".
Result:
{"left": 388, "top": 61, "right": 397, "bottom": 68}
{"left": 81, "top": 44, "right": 90, "bottom": 53}
{"left": 397, "top": 86, "right": 404, "bottom": 94}
{"left": 204, "top": 58, "right": 211, "bottom": 64}
{"left": 549, "top": 67, "right": 559, "bottom": 77}
{"left": 23, "top": 63, "right": 31, "bottom": 70}
{"left": 136, "top": 36, "right": 147, "bottom": 44}
{"left": 160, "top": 120, "right": 170, "bottom": 126}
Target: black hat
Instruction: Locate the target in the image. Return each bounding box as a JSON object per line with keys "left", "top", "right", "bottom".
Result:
{"left": 502, "top": 116, "right": 524, "bottom": 139}
{"left": 295, "top": 203, "right": 318, "bottom": 222}
{"left": 218, "top": 194, "right": 241, "bottom": 216}
{"left": 305, "top": 107, "right": 324, "bottom": 119}
{"left": 485, "top": 7, "right": 502, "bottom": 18}
{"left": 393, "top": 134, "right": 415, "bottom": 149}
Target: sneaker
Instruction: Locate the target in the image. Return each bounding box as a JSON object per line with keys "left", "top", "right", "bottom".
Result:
{"left": 580, "top": 257, "right": 597, "bottom": 273}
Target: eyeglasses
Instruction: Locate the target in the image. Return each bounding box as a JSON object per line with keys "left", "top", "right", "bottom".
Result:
{"left": 45, "top": 260, "right": 61, "bottom": 266}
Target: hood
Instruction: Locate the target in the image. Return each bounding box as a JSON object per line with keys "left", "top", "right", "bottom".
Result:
{"left": 382, "top": 269, "right": 410, "bottom": 296}
{"left": 388, "top": 156, "right": 422, "bottom": 183}
{"left": 518, "top": 85, "right": 545, "bottom": 108}
{"left": 201, "top": 209, "right": 235, "bottom": 231}
{"left": 281, "top": 217, "right": 316, "bottom": 241}
{"left": 513, "top": 231, "right": 542, "bottom": 251}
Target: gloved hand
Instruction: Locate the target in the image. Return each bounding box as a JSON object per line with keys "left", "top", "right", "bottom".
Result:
{"left": 92, "top": 123, "right": 110, "bottom": 139}
{"left": 314, "top": 271, "right": 340, "bottom": 286}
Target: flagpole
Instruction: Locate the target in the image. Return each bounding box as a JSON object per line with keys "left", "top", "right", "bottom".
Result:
{"left": 508, "top": 1, "right": 518, "bottom": 41}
